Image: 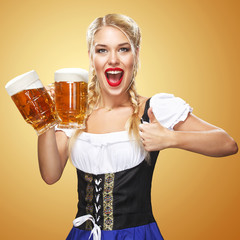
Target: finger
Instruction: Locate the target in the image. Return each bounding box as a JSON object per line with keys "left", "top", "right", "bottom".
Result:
{"left": 147, "top": 107, "right": 158, "bottom": 123}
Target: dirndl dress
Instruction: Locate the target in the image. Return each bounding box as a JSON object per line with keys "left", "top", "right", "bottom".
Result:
{"left": 57, "top": 93, "right": 192, "bottom": 240}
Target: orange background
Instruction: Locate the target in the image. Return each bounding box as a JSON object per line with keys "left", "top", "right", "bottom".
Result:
{"left": 0, "top": 0, "right": 239, "bottom": 239}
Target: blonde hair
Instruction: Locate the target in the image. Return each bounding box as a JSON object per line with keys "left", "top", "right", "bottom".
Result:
{"left": 70, "top": 14, "right": 142, "bottom": 151}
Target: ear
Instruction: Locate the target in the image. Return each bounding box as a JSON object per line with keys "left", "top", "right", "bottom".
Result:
{"left": 88, "top": 50, "right": 91, "bottom": 59}
{"left": 135, "top": 47, "right": 140, "bottom": 61}
{"left": 136, "top": 46, "right": 140, "bottom": 56}
{"left": 88, "top": 50, "right": 94, "bottom": 68}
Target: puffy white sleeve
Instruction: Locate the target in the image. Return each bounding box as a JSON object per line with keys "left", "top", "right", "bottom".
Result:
{"left": 150, "top": 93, "right": 193, "bottom": 130}
{"left": 55, "top": 126, "right": 75, "bottom": 138}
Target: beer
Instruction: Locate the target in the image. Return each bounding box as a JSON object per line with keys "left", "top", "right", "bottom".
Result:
{"left": 5, "top": 70, "right": 60, "bottom": 135}
{"left": 11, "top": 88, "right": 59, "bottom": 135}
{"left": 54, "top": 68, "right": 88, "bottom": 129}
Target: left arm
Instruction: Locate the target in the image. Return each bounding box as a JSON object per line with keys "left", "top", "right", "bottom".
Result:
{"left": 172, "top": 113, "right": 238, "bottom": 157}
{"left": 139, "top": 108, "right": 238, "bottom": 157}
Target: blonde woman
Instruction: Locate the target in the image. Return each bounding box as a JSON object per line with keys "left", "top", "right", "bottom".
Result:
{"left": 38, "top": 14, "right": 238, "bottom": 240}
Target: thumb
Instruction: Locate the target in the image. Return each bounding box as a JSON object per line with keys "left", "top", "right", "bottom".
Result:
{"left": 148, "top": 107, "right": 158, "bottom": 123}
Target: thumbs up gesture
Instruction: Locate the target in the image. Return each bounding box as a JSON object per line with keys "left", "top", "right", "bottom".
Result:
{"left": 139, "top": 108, "right": 174, "bottom": 151}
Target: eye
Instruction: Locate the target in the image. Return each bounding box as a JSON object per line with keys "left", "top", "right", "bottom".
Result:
{"left": 119, "top": 47, "right": 130, "bottom": 52}
{"left": 96, "top": 48, "right": 107, "bottom": 53}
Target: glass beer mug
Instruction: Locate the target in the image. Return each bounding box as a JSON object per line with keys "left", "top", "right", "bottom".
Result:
{"left": 54, "top": 68, "right": 88, "bottom": 129}
{"left": 5, "top": 70, "right": 60, "bottom": 135}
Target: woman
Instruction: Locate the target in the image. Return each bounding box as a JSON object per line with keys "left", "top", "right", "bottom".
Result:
{"left": 38, "top": 14, "right": 238, "bottom": 240}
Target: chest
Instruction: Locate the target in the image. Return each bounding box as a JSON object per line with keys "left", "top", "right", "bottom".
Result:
{"left": 85, "top": 98, "right": 148, "bottom": 134}
{"left": 71, "top": 131, "right": 147, "bottom": 175}
{"left": 86, "top": 107, "right": 133, "bottom": 133}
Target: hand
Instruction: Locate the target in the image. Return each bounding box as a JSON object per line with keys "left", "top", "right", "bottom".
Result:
{"left": 139, "top": 108, "right": 174, "bottom": 151}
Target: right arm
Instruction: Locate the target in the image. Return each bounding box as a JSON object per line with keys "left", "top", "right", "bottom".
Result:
{"left": 38, "top": 128, "right": 69, "bottom": 185}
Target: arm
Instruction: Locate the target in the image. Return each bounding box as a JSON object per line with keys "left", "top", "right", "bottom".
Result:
{"left": 38, "top": 128, "right": 69, "bottom": 184}
{"left": 139, "top": 108, "right": 238, "bottom": 157}
{"left": 172, "top": 113, "right": 238, "bottom": 157}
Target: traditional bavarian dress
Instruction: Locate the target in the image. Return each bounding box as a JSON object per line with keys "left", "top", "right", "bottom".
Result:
{"left": 57, "top": 93, "right": 192, "bottom": 240}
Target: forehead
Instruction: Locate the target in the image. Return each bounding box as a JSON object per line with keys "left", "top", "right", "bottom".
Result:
{"left": 94, "top": 26, "right": 130, "bottom": 46}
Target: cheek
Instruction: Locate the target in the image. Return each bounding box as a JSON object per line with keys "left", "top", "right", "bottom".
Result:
{"left": 125, "top": 55, "right": 135, "bottom": 69}
{"left": 126, "top": 59, "right": 135, "bottom": 76}
{"left": 93, "top": 57, "right": 103, "bottom": 74}
{"left": 92, "top": 58, "right": 106, "bottom": 86}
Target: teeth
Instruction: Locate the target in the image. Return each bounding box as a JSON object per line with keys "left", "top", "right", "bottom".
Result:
{"left": 106, "top": 71, "right": 122, "bottom": 74}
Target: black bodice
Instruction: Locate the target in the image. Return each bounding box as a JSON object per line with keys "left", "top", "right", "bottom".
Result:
{"left": 75, "top": 99, "right": 160, "bottom": 231}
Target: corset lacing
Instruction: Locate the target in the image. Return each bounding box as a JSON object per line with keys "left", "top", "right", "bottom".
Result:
{"left": 73, "top": 214, "right": 101, "bottom": 240}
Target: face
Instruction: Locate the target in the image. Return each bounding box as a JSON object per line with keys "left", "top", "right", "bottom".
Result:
{"left": 90, "top": 26, "right": 137, "bottom": 98}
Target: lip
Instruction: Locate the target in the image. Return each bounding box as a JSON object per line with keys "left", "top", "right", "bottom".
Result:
{"left": 105, "top": 68, "right": 124, "bottom": 87}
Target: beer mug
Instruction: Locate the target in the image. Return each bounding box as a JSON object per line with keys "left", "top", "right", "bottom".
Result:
{"left": 5, "top": 70, "right": 60, "bottom": 135}
{"left": 54, "top": 68, "right": 88, "bottom": 129}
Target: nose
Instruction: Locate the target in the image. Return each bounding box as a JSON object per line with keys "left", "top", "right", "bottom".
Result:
{"left": 108, "top": 51, "right": 120, "bottom": 66}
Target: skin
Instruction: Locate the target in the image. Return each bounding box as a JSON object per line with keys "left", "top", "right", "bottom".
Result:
{"left": 139, "top": 108, "right": 238, "bottom": 157}
{"left": 92, "top": 26, "right": 135, "bottom": 101}
{"left": 38, "top": 26, "right": 238, "bottom": 185}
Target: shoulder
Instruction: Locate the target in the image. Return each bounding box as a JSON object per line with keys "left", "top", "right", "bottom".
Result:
{"left": 138, "top": 95, "right": 150, "bottom": 118}
{"left": 150, "top": 93, "right": 190, "bottom": 109}
{"left": 150, "top": 92, "right": 185, "bottom": 104}
{"left": 149, "top": 93, "right": 193, "bottom": 130}
{"left": 138, "top": 95, "right": 149, "bottom": 103}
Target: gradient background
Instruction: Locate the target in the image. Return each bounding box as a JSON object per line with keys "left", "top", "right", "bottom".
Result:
{"left": 0, "top": 0, "right": 239, "bottom": 239}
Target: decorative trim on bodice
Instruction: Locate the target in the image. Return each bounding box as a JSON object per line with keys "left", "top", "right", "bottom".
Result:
{"left": 84, "top": 174, "right": 94, "bottom": 230}
{"left": 75, "top": 156, "right": 159, "bottom": 231}
{"left": 103, "top": 173, "right": 114, "bottom": 230}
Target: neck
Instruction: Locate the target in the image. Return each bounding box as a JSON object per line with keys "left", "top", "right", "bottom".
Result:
{"left": 99, "top": 92, "right": 132, "bottom": 110}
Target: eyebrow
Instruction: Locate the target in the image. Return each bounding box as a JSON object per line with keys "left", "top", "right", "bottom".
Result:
{"left": 94, "top": 42, "right": 131, "bottom": 47}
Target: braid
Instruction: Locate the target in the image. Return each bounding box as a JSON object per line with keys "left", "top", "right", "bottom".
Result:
{"left": 127, "top": 81, "right": 150, "bottom": 163}
{"left": 125, "top": 81, "right": 141, "bottom": 143}
{"left": 129, "top": 82, "right": 139, "bottom": 114}
{"left": 87, "top": 71, "right": 100, "bottom": 116}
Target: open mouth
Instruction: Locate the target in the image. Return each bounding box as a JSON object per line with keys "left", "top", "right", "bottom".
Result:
{"left": 105, "top": 68, "right": 124, "bottom": 87}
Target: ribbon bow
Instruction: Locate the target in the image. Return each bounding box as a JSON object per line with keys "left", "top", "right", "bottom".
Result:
{"left": 73, "top": 214, "right": 101, "bottom": 240}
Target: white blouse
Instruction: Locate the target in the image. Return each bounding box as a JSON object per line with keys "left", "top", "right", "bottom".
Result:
{"left": 56, "top": 93, "right": 192, "bottom": 175}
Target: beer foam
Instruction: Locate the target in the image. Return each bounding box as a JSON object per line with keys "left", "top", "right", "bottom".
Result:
{"left": 55, "top": 68, "right": 88, "bottom": 83}
{"left": 5, "top": 70, "right": 43, "bottom": 96}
